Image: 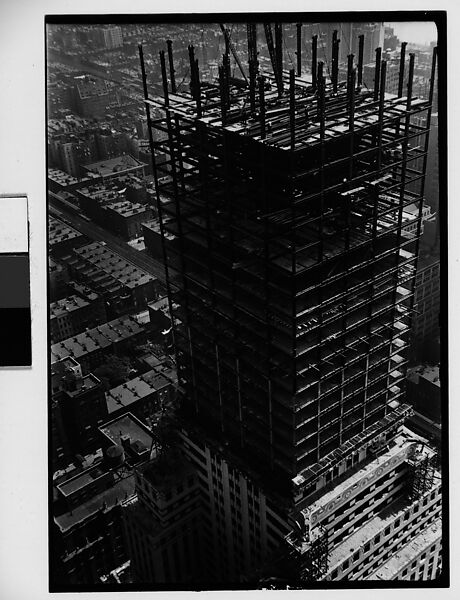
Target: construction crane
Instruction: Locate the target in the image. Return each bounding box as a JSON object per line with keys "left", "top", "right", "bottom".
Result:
{"left": 219, "top": 24, "right": 249, "bottom": 85}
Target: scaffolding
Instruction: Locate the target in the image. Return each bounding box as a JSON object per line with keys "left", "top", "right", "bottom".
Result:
{"left": 407, "top": 448, "right": 436, "bottom": 502}
{"left": 139, "top": 23, "right": 438, "bottom": 492}
{"left": 299, "top": 527, "right": 330, "bottom": 581}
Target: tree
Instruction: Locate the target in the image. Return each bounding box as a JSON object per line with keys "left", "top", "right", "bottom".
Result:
{"left": 93, "top": 354, "right": 132, "bottom": 390}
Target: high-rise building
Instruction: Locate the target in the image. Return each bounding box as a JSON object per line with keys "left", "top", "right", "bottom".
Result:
{"left": 103, "top": 26, "right": 123, "bottom": 49}
{"left": 132, "top": 22, "right": 442, "bottom": 585}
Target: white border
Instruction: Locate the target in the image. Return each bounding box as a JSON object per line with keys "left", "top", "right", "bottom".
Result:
{"left": 0, "top": 1, "right": 457, "bottom": 598}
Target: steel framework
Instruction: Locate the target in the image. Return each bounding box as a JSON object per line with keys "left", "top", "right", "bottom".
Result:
{"left": 139, "top": 23, "right": 438, "bottom": 494}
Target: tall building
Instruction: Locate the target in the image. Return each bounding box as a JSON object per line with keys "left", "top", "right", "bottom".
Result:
{"left": 132, "top": 23, "right": 441, "bottom": 585}
{"left": 103, "top": 26, "right": 123, "bottom": 49}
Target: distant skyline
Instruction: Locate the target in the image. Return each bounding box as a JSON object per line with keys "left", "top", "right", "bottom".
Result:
{"left": 389, "top": 21, "right": 437, "bottom": 46}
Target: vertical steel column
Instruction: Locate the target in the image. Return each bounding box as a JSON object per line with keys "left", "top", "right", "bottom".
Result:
{"left": 332, "top": 30, "right": 340, "bottom": 93}
{"left": 247, "top": 23, "right": 258, "bottom": 116}
{"left": 166, "top": 40, "right": 176, "bottom": 94}
{"left": 348, "top": 57, "right": 356, "bottom": 181}
{"left": 188, "top": 45, "right": 202, "bottom": 117}
{"left": 374, "top": 47, "right": 382, "bottom": 101}
{"left": 218, "top": 65, "right": 227, "bottom": 125}
{"left": 138, "top": 44, "right": 177, "bottom": 363}
{"left": 377, "top": 60, "right": 387, "bottom": 172}
{"left": 296, "top": 23, "right": 302, "bottom": 76}
{"left": 259, "top": 76, "right": 266, "bottom": 139}
{"left": 159, "top": 50, "right": 169, "bottom": 107}
{"left": 312, "top": 35, "right": 318, "bottom": 92}
{"left": 223, "top": 51, "right": 231, "bottom": 108}
{"left": 357, "top": 34, "right": 364, "bottom": 87}
{"left": 316, "top": 61, "right": 324, "bottom": 120}
{"left": 172, "top": 115, "right": 198, "bottom": 416}
{"left": 398, "top": 41, "right": 407, "bottom": 98}
{"left": 318, "top": 61, "right": 326, "bottom": 265}
{"left": 194, "top": 58, "right": 202, "bottom": 117}
{"left": 290, "top": 69, "right": 296, "bottom": 150}
{"left": 275, "top": 22, "right": 283, "bottom": 81}
{"left": 386, "top": 52, "right": 415, "bottom": 418}
{"left": 331, "top": 30, "right": 338, "bottom": 93}
{"left": 347, "top": 54, "right": 354, "bottom": 116}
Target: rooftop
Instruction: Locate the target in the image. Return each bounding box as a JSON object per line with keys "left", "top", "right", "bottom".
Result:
{"left": 53, "top": 448, "right": 104, "bottom": 482}
{"left": 49, "top": 216, "right": 84, "bottom": 247}
{"left": 73, "top": 241, "right": 155, "bottom": 289}
{"left": 64, "top": 373, "right": 101, "bottom": 397}
{"left": 369, "top": 518, "right": 441, "bottom": 579}
{"left": 106, "top": 200, "right": 150, "bottom": 218}
{"left": 50, "top": 315, "right": 144, "bottom": 364}
{"left": 54, "top": 472, "right": 135, "bottom": 533}
{"left": 407, "top": 364, "right": 440, "bottom": 387}
{"left": 50, "top": 294, "right": 90, "bottom": 319}
{"left": 99, "top": 411, "right": 155, "bottom": 451}
{"left": 57, "top": 461, "right": 111, "bottom": 498}
{"left": 106, "top": 367, "right": 174, "bottom": 414}
{"left": 67, "top": 281, "right": 100, "bottom": 302}
{"left": 143, "top": 220, "right": 176, "bottom": 242}
{"left": 82, "top": 154, "right": 146, "bottom": 178}
{"left": 51, "top": 355, "right": 81, "bottom": 377}
{"left": 75, "top": 75, "right": 111, "bottom": 99}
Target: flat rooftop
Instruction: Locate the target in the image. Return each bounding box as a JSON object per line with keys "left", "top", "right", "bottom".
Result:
{"left": 67, "top": 281, "right": 100, "bottom": 303}
{"left": 50, "top": 294, "right": 90, "bottom": 319}
{"left": 55, "top": 473, "right": 135, "bottom": 533}
{"left": 369, "top": 518, "right": 442, "bottom": 580}
{"left": 407, "top": 364, "right": 440, "bottom": 387}
{"left": 75, "top": 75, "right": 111, "bottom": 98}
{"left": 74, "top": 241, "right": 155, "bottom": 289}
{"left": 83, "top": 154, "right": 146, "bottom": 178}
{"left": 57, "top": 462, "right": 110, "bottom": 497}
{"left": 50, "top": 315, "right": 144, "bottom": 364}
{"left": 49, "top": 216, "right": 84, "bottom": 247}
{"left": 106, "top": 200, "right": 150, "bottom": 218}
{"left": 106, "top": 368, "right": 173, "bottom": 414}
{"left": 99, "top": 411, "right": 155, "bottom": 450}
{"left": 143, "top": 220, "right": 176, "bottom": 241}
{"left": 51, "top": 355, "right": 81, "bottom": 377}
{"left": 65, "top": 373, "right": 101, "bottom": 397}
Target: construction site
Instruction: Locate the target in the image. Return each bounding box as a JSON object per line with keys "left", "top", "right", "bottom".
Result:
{"left": 134, "top": 22, "right": 442, "bottom": 583}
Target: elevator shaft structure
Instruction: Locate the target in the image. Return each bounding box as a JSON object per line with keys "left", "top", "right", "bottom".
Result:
{"left": 139, "top": 27, "right": 438, "bottom": 497}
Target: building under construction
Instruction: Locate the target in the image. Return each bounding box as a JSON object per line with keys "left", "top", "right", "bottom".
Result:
{"left": 129, "top": 22, "right": 442, "bottom": 584}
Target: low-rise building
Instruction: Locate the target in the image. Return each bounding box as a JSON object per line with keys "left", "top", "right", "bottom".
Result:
{"left": 81, "top": 154, "right": 146, "bottom": 181}
{"left": 52, "top": 413, "right": 156, "bottom": 586}
{"left": 105, "top": 364, "right": 177, "bottom": 422}
{"left": 104, "top": 201, "right": 153, "bottom": 240}
{"left": 49, "top": 257, "right": 70, "bottom": 302}
{"left": 59, "top": 371, "right": 108, "bottom": 456}
{"left": 51, "top": 315, "right": 146, "bottom": 373}
{"left": 50, "top": 292, "right": 106, "bottom": 343}
{"left": 63, "top": 241, "right": 158, "bottom": 316}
